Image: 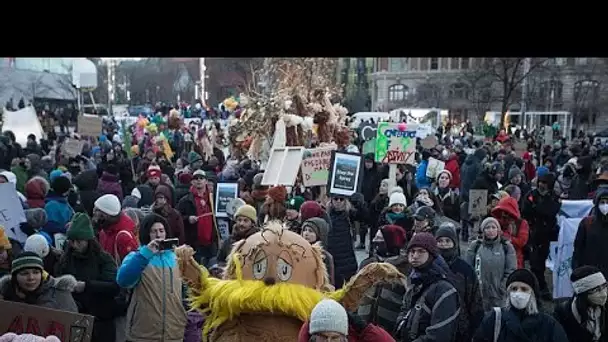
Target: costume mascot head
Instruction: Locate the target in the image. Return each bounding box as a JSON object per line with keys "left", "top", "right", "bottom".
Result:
{"left": 176, "top": 221, "right": 404, "bottom": 342}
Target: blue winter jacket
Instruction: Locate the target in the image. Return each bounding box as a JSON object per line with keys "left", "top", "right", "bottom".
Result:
{"left": 43, "top": 193, "right": 74, "bottom": 235}
{"left": 416, "top": 159, "right": 432, "bottom": 189}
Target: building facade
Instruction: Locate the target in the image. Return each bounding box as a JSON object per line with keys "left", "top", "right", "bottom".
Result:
{"left": 371, "top": 57, "right": 608, "bottom": 132}
{"left": 337, "top": 58, "right": 374, "bottom": 112}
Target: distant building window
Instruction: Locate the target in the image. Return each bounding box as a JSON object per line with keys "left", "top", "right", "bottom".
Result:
{"left": 389, "top": 58, "right": 408, "bottom": 72}
{"left": 576, "top": 58, "right": 589, "bottom": 65}
{"left": 450, "top": 58, "right": 459, "bottom": 70}
{"left": 430, "top": 58, "right": 439, "bottom": 70}
{"left": 388, "top": 84, "right": 408, "bottom": 102}
{"left": 554, "top": 58, "right": 566, "bottom": 66}
{"left": 574, "top": 79, "right": 600, "bottom": 124}
{"left": 461, "top": 58, "right": 470, "bottom": 69}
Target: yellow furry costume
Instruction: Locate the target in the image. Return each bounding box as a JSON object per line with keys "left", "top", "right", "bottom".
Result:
{"left": 175, "top": 222, "right": 404, "bottom": 342}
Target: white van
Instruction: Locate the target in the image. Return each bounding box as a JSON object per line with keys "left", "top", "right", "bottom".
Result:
{"left": 349, "top": 112, "right": 390, "bottom": 129}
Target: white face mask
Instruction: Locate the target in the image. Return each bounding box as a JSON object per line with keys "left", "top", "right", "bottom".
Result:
{"left": 510, "top": 291, "right": 531, "bottom": 309}
{"left": 588, "top": 289, "right": 608, "bottom": 306}
{"left": 599, "top": 204, "right": 608, "bottom": 215}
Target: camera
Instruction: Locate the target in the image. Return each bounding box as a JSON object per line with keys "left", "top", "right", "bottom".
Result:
{"left": 158, "top": 238, "right": 179, "bottom": 250}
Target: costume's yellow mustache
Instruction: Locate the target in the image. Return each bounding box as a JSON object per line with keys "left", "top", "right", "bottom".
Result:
{"left": 190, "top": 253, "right": 346, "bottom": 339}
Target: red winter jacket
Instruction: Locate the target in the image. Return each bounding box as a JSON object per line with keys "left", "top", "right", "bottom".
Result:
{"left": 297, "top": 321, "right": 395, "bottom": 342}
{"left": 98, "top": 213, "right": 139, "bottom": 263}
{"left": 444, "top": 154, "right": 461, "bottom": 189}
{"left": 491, "top": 196, "right": 529, "bottom": 268}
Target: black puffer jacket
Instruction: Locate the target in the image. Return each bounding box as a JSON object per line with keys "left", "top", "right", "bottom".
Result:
{"left": 553, "top": 297, "right": 608, "bottom": 342}
{"left": 327, "top": 207, "right": 358, "bottom": 288}
{"left": 73, "top": 169, "right": 101, "bottom": 217}
{"left": 473, "top": 307, "right": 568, "bottom": 342}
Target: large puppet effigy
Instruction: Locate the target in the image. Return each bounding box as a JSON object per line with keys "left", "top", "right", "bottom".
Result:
{"left": 175, "top": 222, "right": 404, "bottom": 342}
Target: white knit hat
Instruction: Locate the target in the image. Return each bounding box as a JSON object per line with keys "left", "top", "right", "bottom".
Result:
{"left": 309, "top": 299, "right": 348, "bottom": 336}
{"left": 131, "top": 188, "right": 142, "bottom": 199}
{"left": 24, "top": 234, "right": 50, "bottom": 258}
{"left": 389, "top": 192, "right": 407, "bottom": 207}
{"left": 94, "top": 194, "right": 121, "bottom": 216}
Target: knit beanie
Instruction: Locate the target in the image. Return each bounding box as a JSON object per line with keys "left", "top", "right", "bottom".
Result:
{"left": 381, "top": 224, "right": 407, "bottom": 252}
{"left": 436, "top": 169, "right": 452, "bottom": 182}
{"left": 49, "top": 169, "right": 64, "bottom": 183}
{"left": 287, "top": 196, "right": 305, "bottom": 211}
{"left": 11, "top": 251, "right": 44, "bottom": 275}
{"left": 536, "top": 166, "right": 549, "bottom": 179}
{"left": 235, "top": 204, "right": 257, "bottom": 223}
{"left": 67, "top": 213, "right": 95, "bottom": 241}
{"left": 25, "top": 208, "right": 48, "bottom": 229}
{"left": 390, "top": 186, "right": 404, "bottom": 195}
{"left": 51, "top": 175, "right": 72, "bottom": 195}
{"left": 302, "top": 217, "right": 330, "bottom": 245}
{"left": 268, "top": 185, "right": 288, "bottom": 202}
{"left": 122, "top": 195, "right": 140, "bottom": 209}
{"left": 435, "top": 225, "right": 458, "bottom": 245}
{"left": 94, "top": 194, "right": 122, "bottom": 216}
{"left": 389, "top": 192, "right": 407, "bottom": 207}
{"left": 188, "top": 151, "right": 202, "bottom": 164}
{"left": 571, "top": 265, "right": 607, "bottom": 295}
{"left": 0, "top": 227, "right": 11, "bottom": 250}
{"left": 309, "top": 299, "right": 348, "bottom": 336}
{"left": 252, "top": 173, "right": 265, "bottom": 190}
{"left": 300, "top": 201, "right": 324, "bottom": 222}
{"left": 480, "top": 217, "right": 501, "bottom": 231}
{"left": 23, "top": 234, "right": 50, "bottom": 258}
{"left": 178, "top": 172, "right": 193, "bottom": 185}
{"left": 406, "top": 232, "right": 439, "bottom": 257}
{"left": 507, "top": 268, "right": 540, "bottom": 299}
{"left": 508, "top": 166, "right": 524, "bottom": 181}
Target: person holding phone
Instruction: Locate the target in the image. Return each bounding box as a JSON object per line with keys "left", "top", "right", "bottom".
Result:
{"left": 116, "top": 213, "right": 187, "bottom": 342}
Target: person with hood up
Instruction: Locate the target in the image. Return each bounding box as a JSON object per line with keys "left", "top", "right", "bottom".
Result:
{"left": 434, "top": 170, "right": 460, "bottom": 222}
{"left": 285, "top": 195, "right": 304, "bottom": 234}
{"left": 460, "top": 148, "right": 488, "bottom": 203}
{"left": 395, "top": 232, "right": 461, "bottom": 342}
{"left": 570, "top": 155, "right": 594, "bottom": 199}
{"left": 357, "top": 224, "right": 409, "bottom": 335}
{"left": 300, "top": 200, "right": 333, "bottom": 231}
{"left": 43, "top": 175, "right": 74, "bottom": 244}
{"left": 216, "top": 204, "right": 259, "bottom": 268}
{"left": 298, "top": 298, "right": 396, "bottom": 342}
{"left": 522, "top": 151, "right": 537, "bottom": 183}
{"left": 554, "top": 266, "right": 608, "bottom": 342}
{"left": 573, "top": 186, "right": 608, "bottom": 279}
{"left": 93, "top": 194, "right": 139, "bottom": 264}
{"left": 415, "top": 150, "right": 433, "bottom": 189}
{"left": 491, "top": 196, "right": 530, "bottom": 269}
{"left": 73, "top": 169, "right": 100, "bottom": 217}
{"left": 522, "top": 171, "right": 561, "bottom": 299}
{"left": 327, "top": 194, "right": 359, "bottom": 288}
{"left": 55, "top": 213, "right": 119, "bottom": 342}
{"left": 116, "top": 213, "right": 187, "bottom": 342}
{"left": 175, "top": 172, "right": 193, "bottom": 203}
{"left": 97, "top": 164, "right": 123, "bottom": 201}
{"left": 472, "top": 268, "right": 568, "bottom": 342}
{"left": 177, "top": 169, "right": 220, "bottom": 267}
{"left": 25, "top": 176, "right": 50, "bottom": 209}
{"left": 443, "top": 149, "right": 461, "bottom": 190}
{"left": 0, "top": 251, "right": 78, "bottom": 312}
{"left": 472, "top": 161, "right": 505, "bottom": 198}
{"left": 301, "top": 217, "right": 335, "bottom": 286}
{"left": 152, "top": 184, "right": 185, "bottom": 244}
{"left": 466, "top": 217, "right": 517, "bottom": 311}
{"left": 436, "top": 225, "right": 484, "bottom": 341}
{"left": 504, "top": 165, "right": 530, "bottom": 204}
{"left": 26, "top": 153, "right": 49, "bottom": 179}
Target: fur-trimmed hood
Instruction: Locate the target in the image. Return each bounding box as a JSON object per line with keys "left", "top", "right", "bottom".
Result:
{"left": 0, "top": 273, "right": 77, "bottom": 294}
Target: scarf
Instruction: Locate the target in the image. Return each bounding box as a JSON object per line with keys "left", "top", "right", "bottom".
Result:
{"left": 572, "top": 297, "right": 603, "bottom": 341}
{"left": 190, "top": 185, "right": 214, "bottom": 246}
{"left": 387, "top": 212, "right": 405, "bottom": 224}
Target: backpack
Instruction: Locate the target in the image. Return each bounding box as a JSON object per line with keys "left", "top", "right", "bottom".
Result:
{"left": 492, "top": 307, "right": 502, "bottom": 342}
{"left": 472, "top": 238, "right": 509, "bottom": 256}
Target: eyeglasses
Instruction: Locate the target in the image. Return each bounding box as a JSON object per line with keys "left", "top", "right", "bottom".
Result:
{"left": 589, "top": 283, "right": 608, "bottom": 294}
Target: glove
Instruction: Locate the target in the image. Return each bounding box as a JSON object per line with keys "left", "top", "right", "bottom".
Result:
{"left": 346, "top": 311, "right": 367, "bottom": 334}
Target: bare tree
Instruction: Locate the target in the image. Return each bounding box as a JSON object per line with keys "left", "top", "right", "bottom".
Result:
{"left": 18, "top": 73, "right": 53, "bottom": 102}
{"left": 52, "top": 61, "right": 77, "bottom": 101}
{"left": 462, "top": 68, "right": 495, "bottom": 122}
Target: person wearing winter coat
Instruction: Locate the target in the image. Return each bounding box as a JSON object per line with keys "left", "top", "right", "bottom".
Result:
{"left": 444, "top": 151, "right": 461, "bottom": 190}
{"left": 522, "top": 151, "right": 537, "bottom": 183}
{"left": 116, "top": 213, "right": 187, "bottom": 342}
{"left": 368, "top": 179, "right": 390, "bottom": 248}
{"left": 395, "top": 164, "right": 419, "bottom": 206}
{"left": 554, "top": 266, "right": 608, "bottom": 342}
{"left": 362, "top": 153, "right": 382, "bottom": 206}
{"left": 301, "top": 217, "right": 335, "bottom": 287}
{"left": 55, "top": 213, "right": 119, "bottom": 342}
{"left": 216, "top": 204, "right": 259, "bottom": 268}
{"left": 573, "top": 187, "right": 608, "bottom": 279}
{"left": 377, "top": 192, "right": 411, "bottom": 241}
{"left": 298, "top": 299, "right": 395, "bottom": 342}
{"left": 0, "top": 251, "right": 78, "bottom": 312}
{"left": 415, "top": 150, "right": 432, "bottom": 189}
{"left": 152, "top": 184, "right": 186, "bottom": 244}
{"left": 395, "top": 233, "right": 461, "bottom": 342}
{"left": 175, "top": 172, "right": 192, "bottom": 203}
{"left": 357, "top": 224, "right": 410, "bottom": 335}
{"left": 436, "top": 225, "right": 484, "bottom": 341}
{"left": 504, "top": 166, "right": 531, "bottom": 205}
{"left": 491, "top": 196, "right": 530, "bottom": 269}
{"left": 327, "top": 194, "right": 359, "bottom": 288}
{"left": 97, "top": 164, "right": 124, "bottom": 202}
{"left": 26, "top": 153, "right": 49, "bottom": 180}
{"left": 434, "top": 170, "right": 460, "bottom": 222}
{"left": 43, "top": 175, "right": 75, "bottom": 243}
{"left": 25, "top": 176, "right": 50, "bottom": 209}
{"left": 466, "top": 217, "right": 517, "bottom": 311}
{"left": 73, "top": 169, "right": 101, "bottom": 217}
{"left": 473, "top": 269, "right": 569, "bottom": 342}
{"left": 570, "top": 155, "right": 594, "bottom": 200}
{"left": 300, "top": 200, "right": 333, "bottom": 232}
{"left": 94, "top": 194, "right": 139, "bottom": 264}
{"left": 460, "top": 148, "right": 488, "bottom": 203}
{"left": 554, "top": 162, "right": 577, "bottom": 199}
{"left": 285, "top": 196, "right": 304, "bottom": 234}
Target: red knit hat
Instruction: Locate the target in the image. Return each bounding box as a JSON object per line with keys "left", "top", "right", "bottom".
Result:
{"left": 381, "top": 225, "right": 407, "bottom": 251}
{"left": 178, "top": 172, "right": 193, "bottom": 185}
{"left": 267, "top": 185, "right": 287, "bottom": 202}
{"left": 300, "top": 201, "right": 324, "bottom": 222}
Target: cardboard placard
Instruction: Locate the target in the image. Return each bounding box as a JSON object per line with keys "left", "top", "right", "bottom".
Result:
{"left": 375, "top": 122, "right": 418, "bottom": 165}
{"left": 63, "top": 140, "right": 85, "bottom": 157}
{"left": 420, "top": 135, "right": 438, "bottom": 150}
{"left": 327, "top": 151, "right": 363, "bottom": 197}
{"left": 0, "top": 300, "right": 94, "bottom": 342}
{"left": 214, "top": 183, "right": 239, "bottom": 218}
{"left": 0, "top": 183, "right": 27, "bottom": 242}
{"left": 77, "top": 115, "right": 102, "bottom": 137}
{"left": 300, "top": 147, "right": 335, "bottom": 187}
{"left": 426, "top": 157, "right": 445, "bottom": 179}
{"left": 468, "top": 189, "right": 488, "bottom": 217}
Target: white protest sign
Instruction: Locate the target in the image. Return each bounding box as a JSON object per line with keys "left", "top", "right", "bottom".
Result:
{"left": 426, "top": 157, "right": 445, "bottom": 179}
{"left": 0, "top": 183, "right": 27, "bottom": 243}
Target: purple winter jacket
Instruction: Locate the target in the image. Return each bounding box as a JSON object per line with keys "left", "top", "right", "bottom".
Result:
{"left": 184, "top": 311, "right": 204, "bottom": 342}
{"left": 97, "top": 172, "right": 124, "bottom": 201}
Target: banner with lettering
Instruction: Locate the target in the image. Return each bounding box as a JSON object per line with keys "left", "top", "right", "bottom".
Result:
{"left": 214, "top": 183, "right": 239, "bottom": 218}
{"left": 301, "top": 147, "right": 336, "bottom": 187}
{"left": 374, "top": 122, "right": 418, "bottom": 165}
{"left": 327, "top": 151, "right": 363, "bottom": 197}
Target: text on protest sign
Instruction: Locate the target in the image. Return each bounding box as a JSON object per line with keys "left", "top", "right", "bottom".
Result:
{"left": 301, "top": 147, "right": 335, "bottom": 187}
{"left": 375, "top": 123, "right": 418, "bottom": 165}
{"left": 0, "top": 183, "right": 26, "bottom": 234}
{"left": 328, "top": 151, "right": 363, "bottom": 197}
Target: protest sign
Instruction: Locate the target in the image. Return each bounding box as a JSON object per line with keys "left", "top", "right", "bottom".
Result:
{"left": 301, "top": 147, "right": 335, "bottom": 187}
{"left": 362, "top": 139, "right": 375, "bottom": 155}
{"left": 327, "top": 151, "right": 363, "bottom": 197}
{"left": 0, "top": 300, "right": 94, "bottom": 342}
{"left": 217, "top": 219, "right": 230, "bottom": 241}
{"left": 215, "top": 183, "right": 239, "bottom": 218}
{"left": 63, "top": 140, "right": 85, "bottom": 157}
{"left": 468, "top": 189, "right": 488, "bottom": 217}
{"left": 0, "top": 183, "right": 27, "bottom": 243}
{"left": 420, "top": 135, "right": 438, "bottom": 150}
{"left": 426, "top": 157, "right": 445, "bottom": 179}
{"left": 261, "top": 147, "right": 304, "bottom": 186}
{"left": 77, "top": 115, "right": 103, "bottom": 137}
{"left": 375, "top": 122, "right": 417, "bottom": 165}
